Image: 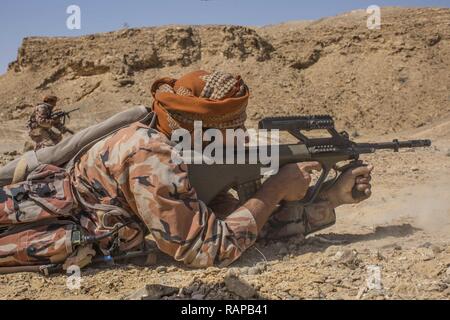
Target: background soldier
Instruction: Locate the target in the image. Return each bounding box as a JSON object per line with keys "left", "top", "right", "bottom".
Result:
{"left": 26, "top": 95, "right": 72, "bottom": 150}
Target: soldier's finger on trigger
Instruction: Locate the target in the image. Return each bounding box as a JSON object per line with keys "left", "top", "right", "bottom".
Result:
{"left": 300, "top": 161, "right": 322, "bottom": 173}
{"left": 351, "top": 165, "right": 373, "bottom": 178}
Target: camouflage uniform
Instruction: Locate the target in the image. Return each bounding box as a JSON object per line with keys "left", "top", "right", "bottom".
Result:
{"left": 71, "top": 122, "right": 336, "bottom": 268}
{"left": 27, "top": 103, "right": 68, "bottom": 150}
{"left": 0, "top": 165, "right": 78, "bottom": 267}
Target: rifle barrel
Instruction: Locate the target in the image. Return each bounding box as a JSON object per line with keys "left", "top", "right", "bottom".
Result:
{"left": 67, "top": 107, "right": 80, "bottom": 113}
{"left": 259, "top": 115, "right": 335, "bottom": 131}
{"left": 357, "top": 139, "right": 431, "bottom": 152}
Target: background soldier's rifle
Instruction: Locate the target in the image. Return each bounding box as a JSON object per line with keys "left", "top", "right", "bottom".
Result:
{"left": 51, "top": 107, "right": 80, "bottom": 126}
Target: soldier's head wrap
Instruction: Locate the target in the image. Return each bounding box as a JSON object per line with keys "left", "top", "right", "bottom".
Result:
{"left": 43, "top": 95, "right": 58, "bottom": 105}
{"left": 151, "top": 70, "right": 249, "bottom": 137}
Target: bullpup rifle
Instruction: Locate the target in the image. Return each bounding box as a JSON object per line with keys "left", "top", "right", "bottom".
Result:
{"left": 187, "top": 115, "right": 431, "bottom": 205}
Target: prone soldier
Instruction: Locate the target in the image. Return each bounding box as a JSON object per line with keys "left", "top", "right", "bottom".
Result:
{"left": 70, "top": 70, "right": 374, "bottom": 268}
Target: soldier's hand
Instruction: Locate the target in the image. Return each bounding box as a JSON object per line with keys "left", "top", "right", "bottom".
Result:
{"left": 323, "top": 164, "right": 374, "bottom": 208}
{"left": 274, "top": 161, "right": 322, "bottom": 202}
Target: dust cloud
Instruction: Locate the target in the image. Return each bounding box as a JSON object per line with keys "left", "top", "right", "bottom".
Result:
{"left": 360, "top": 176, "right": 450, "bottom": 234}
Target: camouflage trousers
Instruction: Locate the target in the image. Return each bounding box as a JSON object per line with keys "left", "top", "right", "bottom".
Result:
{"left": 0, "top": 164, "right": 144, "bottom": 268}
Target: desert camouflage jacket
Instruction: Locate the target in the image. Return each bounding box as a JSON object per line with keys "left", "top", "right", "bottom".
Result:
{"left": 72, "top": 122, "right": 336, "bottom": 268}
{"left": 28, "top": 103, "right": 65, "bottom": 132}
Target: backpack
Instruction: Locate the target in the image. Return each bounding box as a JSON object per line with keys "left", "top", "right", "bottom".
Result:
{"left": 0, "top": 105, "right": 155, "bottom": 274}
{"left": 1, "top": 105, "right": 154, "bottom": 186}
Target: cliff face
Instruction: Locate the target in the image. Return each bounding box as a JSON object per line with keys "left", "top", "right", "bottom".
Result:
{"left": 1, "top": 7, "right": 449, "bottom": 140}
{"left": 9, "top": 25, "right": 273, "bottom": 76}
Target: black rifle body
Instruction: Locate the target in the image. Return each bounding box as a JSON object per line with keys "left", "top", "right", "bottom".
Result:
{"left": 187, "top": 115, "right": 431, "bottom": 205}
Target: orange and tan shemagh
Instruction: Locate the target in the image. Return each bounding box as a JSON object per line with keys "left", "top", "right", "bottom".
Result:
{"left": 151, "top": 70, "right": 249, "bottom": 137}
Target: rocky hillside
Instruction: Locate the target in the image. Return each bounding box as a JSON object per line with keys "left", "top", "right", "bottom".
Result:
{"left": 0, "top": 7, "right": 449, "bottom": 146}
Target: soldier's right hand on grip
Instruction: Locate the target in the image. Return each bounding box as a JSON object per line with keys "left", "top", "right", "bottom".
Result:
{"left": 327, "top": 163, "right": 374, "bottom": 207}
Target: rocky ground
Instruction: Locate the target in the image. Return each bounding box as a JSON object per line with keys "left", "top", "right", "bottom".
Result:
{"left": 0, "top": 7, "right": 449, "bottom": 300}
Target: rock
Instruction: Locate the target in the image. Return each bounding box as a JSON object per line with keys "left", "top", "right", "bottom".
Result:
{"left": 444, "top": 287, "right": 450, "bottom": 297}
{"left": 419, "top": 242, "right": 433, "bottom": 248}
{"left": 364, "top": 290, "right": 386, "bottom": 300}
{"left": 324, "top": 246, "right": 340, "bottom": 256}
{"left": 430, "top": 245, "right": 442, "bottom": 254}
{"left": 226, "top": 268, "right": 240, "bottom": 277}
{"left": 249, "top": 111, "right": 261, "bottom": 120}
{"left": 191, "top": 293, "right": 205, "bottom": 300}
{"left": 410, "top": 166, "right": 419, "bottom": 172}
{"left": 248, "top": 267, "right": 261, "bottom": 276}
{"left": 418, "top": 247, "right": 435, "bottom": 261}
{"left": 426, "top": 34, "right": 441, "bottom": 46}
{"left": 446, "top": 267, "right": 450, "bottom": 277}
{"left": 351, "top": 130, "right": 360, "bottom": 138}
{"left": 333, "top": 249, "right": 360, "bottom": 268}
{"left": 356, "top": 285, "right": 366, "bottom": 300}
{"left": 125, "top": 284, "right": 178, "bottom": 300}
{"left": 205, "top": 266, "right": 219, "bottom": 275}
{"left": 425, "top": 281, "right": 447, "bottom": 293}
{"left": 446, "top": 149, "right": 450, "bottom": 157}
{"left": 371, "top": 249, "right": 385, "bottom": 261}
{"left": 156, "top": 266, "right": 167, "bottom": 273}
{"left": 224, "top": 275, "right": 256, "bottom": 299}
{"left": 117, "top": 78, "right": 135, "bottom": 87}
{"left": 255, "top": 262, "right": 267, "bottom": 272}
{"left": 167, "top": 266, "right": 178, "bottom": 273}
{"left": 240, "top": 267, "right": 250, "bottom": 275}
{"left": 6, "top": 150, "right": 18, "bottom": 156}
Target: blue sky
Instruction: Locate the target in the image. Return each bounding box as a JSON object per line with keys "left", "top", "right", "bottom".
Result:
{"left": 1, "top": 0, "right": 449, "bottom": 74}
